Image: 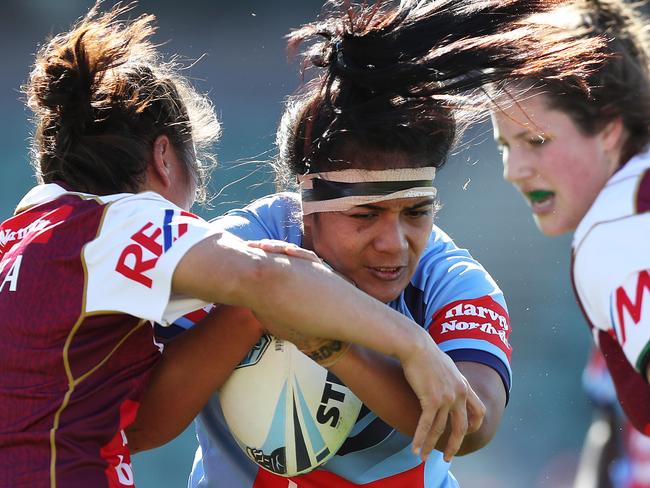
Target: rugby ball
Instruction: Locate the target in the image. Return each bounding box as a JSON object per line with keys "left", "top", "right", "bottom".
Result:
{"left": 219, "top": 334, "right": 362, "bottom": 476}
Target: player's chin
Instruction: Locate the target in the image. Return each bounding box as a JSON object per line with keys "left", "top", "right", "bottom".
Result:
{"left": 367, "top": 282, "right": 407, "bottom": 304}
{"left": 533, "top": 214, "right": 574, "bottom": 237}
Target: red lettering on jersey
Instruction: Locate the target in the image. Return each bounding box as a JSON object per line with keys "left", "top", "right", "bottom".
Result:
{"left": 115, "top": 244, "right": 158, "bottom": 288}
{"left": 131, "top": 222, "right": 163, "bottom": 256}
{"left": 429, "top": 296, "right": 512, "bottom": 360}
{"left": 115, "top": 211, "right": 198, "bottom": 288}
{"left": 115, "top": 221, "right": 167, "bottom": 288}
{"left": 615, "top": 270, "right": 650, "bottom": 344}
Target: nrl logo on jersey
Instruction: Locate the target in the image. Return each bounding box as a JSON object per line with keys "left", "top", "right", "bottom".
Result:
{"left": 0, "top": 219, "right": 50, "bottom": 248}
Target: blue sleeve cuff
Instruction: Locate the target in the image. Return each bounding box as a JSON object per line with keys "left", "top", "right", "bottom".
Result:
{"left": 446, "top": 348, "right": 511, "bottom": 405}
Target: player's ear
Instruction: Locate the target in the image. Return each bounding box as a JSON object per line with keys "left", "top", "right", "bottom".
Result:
{"left": 149, "top": 135, "right": 173, "bottom": 188}
{"left": 600, "top": 116, "right": 625, "bottom": 168}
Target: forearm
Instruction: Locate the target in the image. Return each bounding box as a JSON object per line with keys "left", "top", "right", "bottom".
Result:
{"left": 173, "top": 233, "right": 427, "bottom": 360}
{"left": 454, "top": 362, "right": 506, "bottom": 455}
{"left": 328, "top": 345, "right": 422, "bottom": 437}
{"left": 127, "top": 306, "right": 263, "bottom": 453}
{"left": 329, "top": 350, "right": 504, "bottom": 455}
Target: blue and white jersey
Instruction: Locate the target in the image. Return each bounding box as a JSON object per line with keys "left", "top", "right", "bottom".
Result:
{"left": 178, "top": 193, "right": 512, "bottom": 488}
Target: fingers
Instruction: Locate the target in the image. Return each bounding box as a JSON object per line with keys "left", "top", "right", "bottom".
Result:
{"left": 247, "top": 239, "right": 321, "bottom": 263}
{"left": 465, "top": 385, "right": 486, "bottom": 434}
{"left": 442, "top": 402, "right": 468, "bottom": 462}
{"left": 421, "top": 405, "right": 451, "bottom": 461}
{"left": 411, "top": 399, "right": 435, "bottom": 459}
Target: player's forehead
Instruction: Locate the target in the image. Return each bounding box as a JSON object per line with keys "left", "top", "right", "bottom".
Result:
{"left": 350, "top": 196, "right": 435, "bottom": 212}
{"left": 329, "top": 143, "right": 426, "bottom": 170}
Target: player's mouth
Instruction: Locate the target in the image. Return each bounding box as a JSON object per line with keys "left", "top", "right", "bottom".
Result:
{"left": 367, "top": 266, "right": 406, "bottom": 281}
{"left": 526, "top": 190, "right": 555, "bottom": 214}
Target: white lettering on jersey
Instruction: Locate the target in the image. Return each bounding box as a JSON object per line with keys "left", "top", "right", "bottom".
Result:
{"left": 0, "top": 255, "right": 23, "bottom": 292}
{"left": 114, "top": 429, "right": 134, "bottom": 485}
{"left": 115, "top": 454, "right": 135, "bottom": 486}
{"left": 440, "top": 319, "right": 509, "bottom": 347}
{"left": 0, "top": 219, "right": 50, "bottom": 247}
{"left": 288, "top": 481, "right": 298, "bottom": 488}
{"left": 443, "top": 302, "right": 509, "bottom": 330}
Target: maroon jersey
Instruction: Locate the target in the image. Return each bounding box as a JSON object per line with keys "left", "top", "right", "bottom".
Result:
{"left": 0, "top": 184, "right": 217, "bottom": 487}
{"left": 572, "top": 149, "right": 650, "bottom": 434}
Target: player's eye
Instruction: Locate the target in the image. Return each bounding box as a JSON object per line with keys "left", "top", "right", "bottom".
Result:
{"left": 527, "top": 134, "right": 547, "bottom": 146}
{"left": 406, "top": 208, "right": 433, "bottom": 218}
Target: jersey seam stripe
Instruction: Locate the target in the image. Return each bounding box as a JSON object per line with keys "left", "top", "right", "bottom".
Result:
{"left": 49, "top": 199, "right": 144, "bottom": 488}
{"left": 15, "top": 190, "right": 104, "bottom": 215}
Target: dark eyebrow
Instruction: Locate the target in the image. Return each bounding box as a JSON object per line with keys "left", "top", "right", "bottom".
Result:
{"left": 408, "top": 198, "right": 436, "bottom": 210}
{"left": 355, "top": 198, "right": 436, "bottom": 211}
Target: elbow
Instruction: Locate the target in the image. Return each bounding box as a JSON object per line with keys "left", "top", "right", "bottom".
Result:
{"left": 233, "top": 254, "right": 286, "bottom": 307}
{"left": 457, "top": 423, "right": 496, "bottom": 455}
{"left": 457, "top": 401, "right": 504, "bottom": 456}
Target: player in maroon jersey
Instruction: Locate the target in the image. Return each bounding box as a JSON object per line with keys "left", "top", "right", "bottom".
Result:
{"left": 0, "top": 3, "right": 495, "bottom": 487}
{"left": 491, "top": 1, "right": 650, "bottom": 486}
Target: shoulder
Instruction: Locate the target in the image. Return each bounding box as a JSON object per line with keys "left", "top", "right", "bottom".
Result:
{"left": 574, "top": 149, "right": 650, "bottom": 249}
{"left": 572, "top": 151, "right": 650, "bottom": 335}
{"left": 210, "top": 192, "right": 303, "bottom": 243}
{"left": 412, "top": 225, "right": 504, "bottom": 306}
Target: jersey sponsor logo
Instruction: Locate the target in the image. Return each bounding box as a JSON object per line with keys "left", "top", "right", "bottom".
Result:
{"left": 99, "top": 400, "right": 138, "bottom": 487}
{"left": 430, "top": 296, "right": 511, "bottom": 358}
{"left": 115, "top": 209, "right": 197, "bottom": 288}
{"left": 0, "top": 218, "right": 50, "bottom": 248}
{"left": 613, "top": 269, "right": 650, "bottom": 345}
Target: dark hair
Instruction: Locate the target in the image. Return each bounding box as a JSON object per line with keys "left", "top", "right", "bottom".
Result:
{"left": 523, "top": 0, "right": 650, "bottom": 166}
{"left": 25, "top": 3, "right": 221, "bottom": 203}
{"left": 274, "top": 0, "right": 606, "bottom": 190}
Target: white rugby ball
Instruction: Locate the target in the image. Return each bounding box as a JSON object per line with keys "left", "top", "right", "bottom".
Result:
{"left": 219, "top": 334, "right": 362, "bottom": 477}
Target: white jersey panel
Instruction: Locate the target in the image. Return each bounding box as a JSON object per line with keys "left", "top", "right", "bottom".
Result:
{"left": 573, "top": 149, "right": 650, "bottom": 371}
{"left": 82, "top": 192, "right": 217, "bottom": 324}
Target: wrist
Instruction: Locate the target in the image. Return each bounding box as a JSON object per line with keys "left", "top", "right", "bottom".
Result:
{"left": 391, "top": 322, "right": 431, "bottom": 362}
{"left": 298, "top": 338, "right": 351, "bottom": 368}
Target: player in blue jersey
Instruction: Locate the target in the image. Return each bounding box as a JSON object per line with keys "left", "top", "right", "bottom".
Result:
{"left": 132, "top": 1, "right": 609, "bottom": 486}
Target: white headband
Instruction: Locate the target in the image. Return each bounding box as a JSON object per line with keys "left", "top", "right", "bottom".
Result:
{"left": 298, "top": 168, "right": 437, "bottom": 215}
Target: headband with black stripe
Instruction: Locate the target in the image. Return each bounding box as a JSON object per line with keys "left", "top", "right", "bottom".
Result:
{"left": 298, "top": 168, "right": 437, "bottom": 215}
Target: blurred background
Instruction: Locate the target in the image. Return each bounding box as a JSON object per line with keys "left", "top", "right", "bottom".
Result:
{"left": 0, "top": 1, "right": 625, "bottom": 486}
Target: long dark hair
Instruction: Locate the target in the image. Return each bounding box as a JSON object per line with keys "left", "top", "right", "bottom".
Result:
{"left": 25, "top": 2, "right": 221, "bottom": 202}
{"left": 275, "top": 0, "right": 605, "bottom": 189}
{"left": 521, "top": 0, "right": 650, "bottom": 166}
